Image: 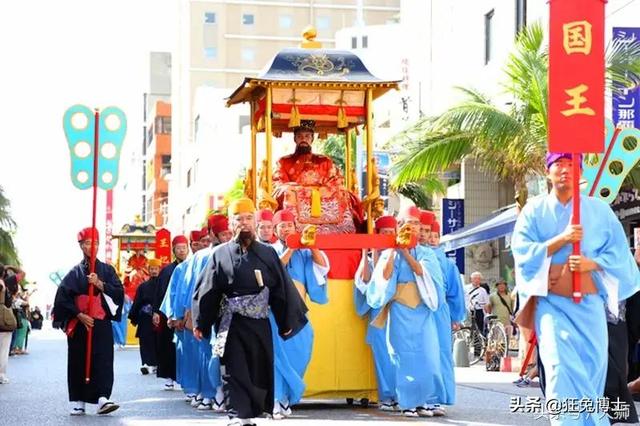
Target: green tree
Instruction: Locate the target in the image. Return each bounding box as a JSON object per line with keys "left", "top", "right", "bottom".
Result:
{"left": 391, "top": 23, "right": 640, "bottom": 209}
{"left": 0, "top": 186, "right": 19, "bottom": 265}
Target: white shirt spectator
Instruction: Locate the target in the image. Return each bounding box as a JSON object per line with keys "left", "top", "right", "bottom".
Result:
{"left": 468, "top": 285, "right": 490, "bottom": 311}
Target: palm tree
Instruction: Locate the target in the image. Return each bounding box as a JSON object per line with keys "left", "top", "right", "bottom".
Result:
{"left": 0, "top": 186, "right": 20, "bottom": 265}
{"left": 390, "top": 22, "right": 640, "bottom": 209}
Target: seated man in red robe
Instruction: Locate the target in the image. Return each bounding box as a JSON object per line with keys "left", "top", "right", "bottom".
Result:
{"left": 273, "top": 120, "right": 363, "bottom": 234}
{"left": 123, "top": 250, "right": 149, "bottom": 301}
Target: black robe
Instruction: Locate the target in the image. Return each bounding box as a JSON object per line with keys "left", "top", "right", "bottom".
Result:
{"left": 153, "top": 261, "right": 178, "bottom": 380}
{"left": 128, "top": 277, "right": 158, "bottom": 367}
{"left": 194, "top": 240, "right": 308, "bottom": 419}
{"left": 52, "top": 258, "right": 124, "bottom": 403}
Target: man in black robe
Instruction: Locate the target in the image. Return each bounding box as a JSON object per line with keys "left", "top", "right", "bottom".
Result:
{"left": 129, "top": 258, "right": 162, "bottom": 375}
{"left": 193, "top": 198, "right": 308, "bottom": 426}
{"left": 152, "top": 235, "right": 189, "bottom": 390}
{"left": 52, "top": 227, "right": 124, "bottom": 416}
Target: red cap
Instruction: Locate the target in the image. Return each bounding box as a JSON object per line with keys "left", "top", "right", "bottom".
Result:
{"left": 375, "top": 215, "right": 397, "bottom": 231}
{"left": 273, "top": 209, "right": 296, "bottom": 226}
{"left": 256, "top": 209, "right": 274, "bottom": 223}
{"left": 209, "top": 215, "right": 229, "bottom": 234}
{"left": 398, "top": 205, "right": 421, "bottom": 221}
{"left": 77, "top": 227, "right": 99, "bottom": 242}
{"left": 172, "top": 235, "right": 188, "bottom": 246}
{"left": 189, "top": 230, "right": 201, "bottom": 242}
{"left": 420, "top": 210, "right": 435, "bottom": 226}
{"left": 200, "top": 227, "right": 210, "bottom": 240}
{"left": 431, "top": 221, "right": 441, "bottom": 234}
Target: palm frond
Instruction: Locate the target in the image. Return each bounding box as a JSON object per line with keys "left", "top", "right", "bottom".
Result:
{"left": 391, "top": 132, "right": 472, "bottom": 187}
{"left": 606, "top": 37, "right": 640, "bottom": 95}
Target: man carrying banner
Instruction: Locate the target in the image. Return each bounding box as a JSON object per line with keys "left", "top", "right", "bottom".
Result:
{"left": 512, "top": 153, "right": 640, "bottom": 424}
{"left": 52, "top": 228, "right": 124, "bottom": 416}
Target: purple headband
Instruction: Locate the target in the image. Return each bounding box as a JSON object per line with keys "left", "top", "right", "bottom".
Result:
{"left": 545, "top": 152, "right": 582, "bottom": 169}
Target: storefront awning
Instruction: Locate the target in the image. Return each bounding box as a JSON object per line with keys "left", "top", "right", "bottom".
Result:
{"left": 440, "top": 206, "right": 518, "bottom": 251}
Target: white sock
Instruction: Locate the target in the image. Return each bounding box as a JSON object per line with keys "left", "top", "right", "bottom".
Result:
{"left": 71, "top": 401, "right": 85, "bottom": 408}
{"left": 98, "top": 397, "right": 109, "bottom": 407}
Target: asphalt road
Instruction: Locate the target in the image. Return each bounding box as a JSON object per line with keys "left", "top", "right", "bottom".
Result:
{"left": 0, "top": 323, "right": 598, "bottom": 425}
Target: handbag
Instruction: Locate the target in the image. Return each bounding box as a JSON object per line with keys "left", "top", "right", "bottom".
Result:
{"left": 0, "top": 285, "right": 17, "bottom": 331}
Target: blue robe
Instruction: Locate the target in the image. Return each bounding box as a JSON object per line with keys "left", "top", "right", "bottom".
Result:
{"left": 183, "top": 246, "right": 219, "bottom": 398}
{"left": 272, "top": 242, "right": 329, "bottom": 405}
{"left": 161, "top": 259, "right": 193, "bottom": 393}
{"left": 354, "top": 258, "right": 396, "bottom": 402}
{"left": 512, "top": 194, "right": 640, "bottom": 426}
{"left": 430, "top": 246, "right": 466, "bottom": 405}
{"left": 367, "top": 246, "right": 445, "bottom": 410}
{"left": 112, "top": 298, "right": 131, "bottom": 346}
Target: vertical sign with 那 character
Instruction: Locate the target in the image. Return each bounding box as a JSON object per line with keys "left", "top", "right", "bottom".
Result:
{"left": 155, "top": 228, "right": 172, "bottom": 266}
{"left": 612, "top": 27, "right": 640, "bottom": 129}
{"left": 442, "top": 198, "right": 464, "bottom": 274}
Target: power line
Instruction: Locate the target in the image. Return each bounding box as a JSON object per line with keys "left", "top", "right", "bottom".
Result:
{"left": 608, "top": 0, "right": 638, "bottom": 17}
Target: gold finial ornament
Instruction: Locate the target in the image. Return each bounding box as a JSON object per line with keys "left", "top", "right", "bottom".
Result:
{"left": 301, "top": 25, "right": 322, "bottom": 49}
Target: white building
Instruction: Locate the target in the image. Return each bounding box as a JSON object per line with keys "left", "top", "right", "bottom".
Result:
{"left": 336, "top": 0, "right": 640, "bottom": 281}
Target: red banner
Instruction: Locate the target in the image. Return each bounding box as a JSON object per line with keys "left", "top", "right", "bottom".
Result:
{"left": 155, "top": 228, "right": 172, "bottom": 266}
{"left": 549, "top": 0, "right": 605, "bottom": 153}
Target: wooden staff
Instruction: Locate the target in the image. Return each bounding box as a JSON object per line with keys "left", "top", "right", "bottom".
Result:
{"left": 85, "top": 109, "right": 100, "bottom": 383}
{"left": 571, "top": 153, "right": 582, "bottom": 304}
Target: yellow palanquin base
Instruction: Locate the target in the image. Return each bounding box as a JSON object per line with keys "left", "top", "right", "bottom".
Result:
{"left": 303, "top": 278, "right": 378, "bottom": 401}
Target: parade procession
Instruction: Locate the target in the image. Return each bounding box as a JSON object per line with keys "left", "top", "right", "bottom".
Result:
{"left": 4, "top": 1, "right": 640, "bottom": 425}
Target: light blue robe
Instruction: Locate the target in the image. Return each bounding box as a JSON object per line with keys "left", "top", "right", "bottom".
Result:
{"left": 272, "top": 241, "right": 329, "bottom": 405}
{"left": 367, "top": 246, "right": 445, "bottom": 410}
{"left": 354, "top": 257, "right": 396, "bottom": 402}
{"left": 160, "top": 260, "right": 189, "bottom": 393}
{"left": 430, "top": 245, "right": 466, "bottom": 405}
{"left": 512, "top": 194, "right": 640, "bottom": 426}
{"left": 112, "top": 298, "right": 131, "bottom": 346}
{"left": 182, "top": 246, "right": 219, "bottom": 398}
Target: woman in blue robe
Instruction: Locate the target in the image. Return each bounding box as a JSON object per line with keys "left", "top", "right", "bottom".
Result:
{"left": 270, "top": 210, "right": 329, "bottom": 419}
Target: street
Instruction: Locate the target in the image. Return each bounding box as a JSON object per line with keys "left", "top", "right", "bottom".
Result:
{"left": 0, "top": 324, "right": 563, "bottom": 426}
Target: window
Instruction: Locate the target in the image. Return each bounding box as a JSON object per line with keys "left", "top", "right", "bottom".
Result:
{"left": 161, "top": 155, "right": 171, "bottom": 177}
{"left": 362, "top": 35, "right": 368, "bottom": 49}
{"left": 155, "top": 116, "right": 171, "bottom": 134}
{"left": 204, "top": 47, "right": 217, "bottom": 59}
{"left": 316, "top": 16, "right": 330, "bottom": 30}
{"left": 147, "top": 125, "right": 154, "bottom": 147}
{"left": 279, "top": 15, "right": 292, "bottom": 29}
{"left": 515, "top": 0, "right": 527, "bottom": 35}
{"left": 351, "top": 36, "right": 357, "bottom": 49}
{"left": 484, "top": 9, "right": 495, "bottom": 65}
{"left": 241, "top": 48, "right": 255, "bottom": 63}
{"left": 204, "top": 12, "right": 216, "bottom": 24}
{"left": 242, "top": 14, "right": 254, "bottom": 25}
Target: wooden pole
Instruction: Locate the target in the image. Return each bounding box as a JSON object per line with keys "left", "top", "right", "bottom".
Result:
{"left": 265, "top": 87, "right": 273, "bottom": 194}
{"left": 85, "top": 109, "right": 100, "bottom": 383}
{"left": 250, "top": 100, "right": 258, "bottom": 203}
{"left": 571, "top": 154, "right": 582, "bottom": 303}
{"left": 365, "top": 89, "right": 374, "bottom": 234}
{"left": 345, "top": 129, "right": 352, "bottom": 190}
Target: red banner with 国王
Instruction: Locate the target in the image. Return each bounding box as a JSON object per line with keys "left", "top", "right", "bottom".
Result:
{"left": 155, "top": 228, "right": 172, "bottom": 266}
{"left": 548, "top": 0, "right": 605, "bottom": 153}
